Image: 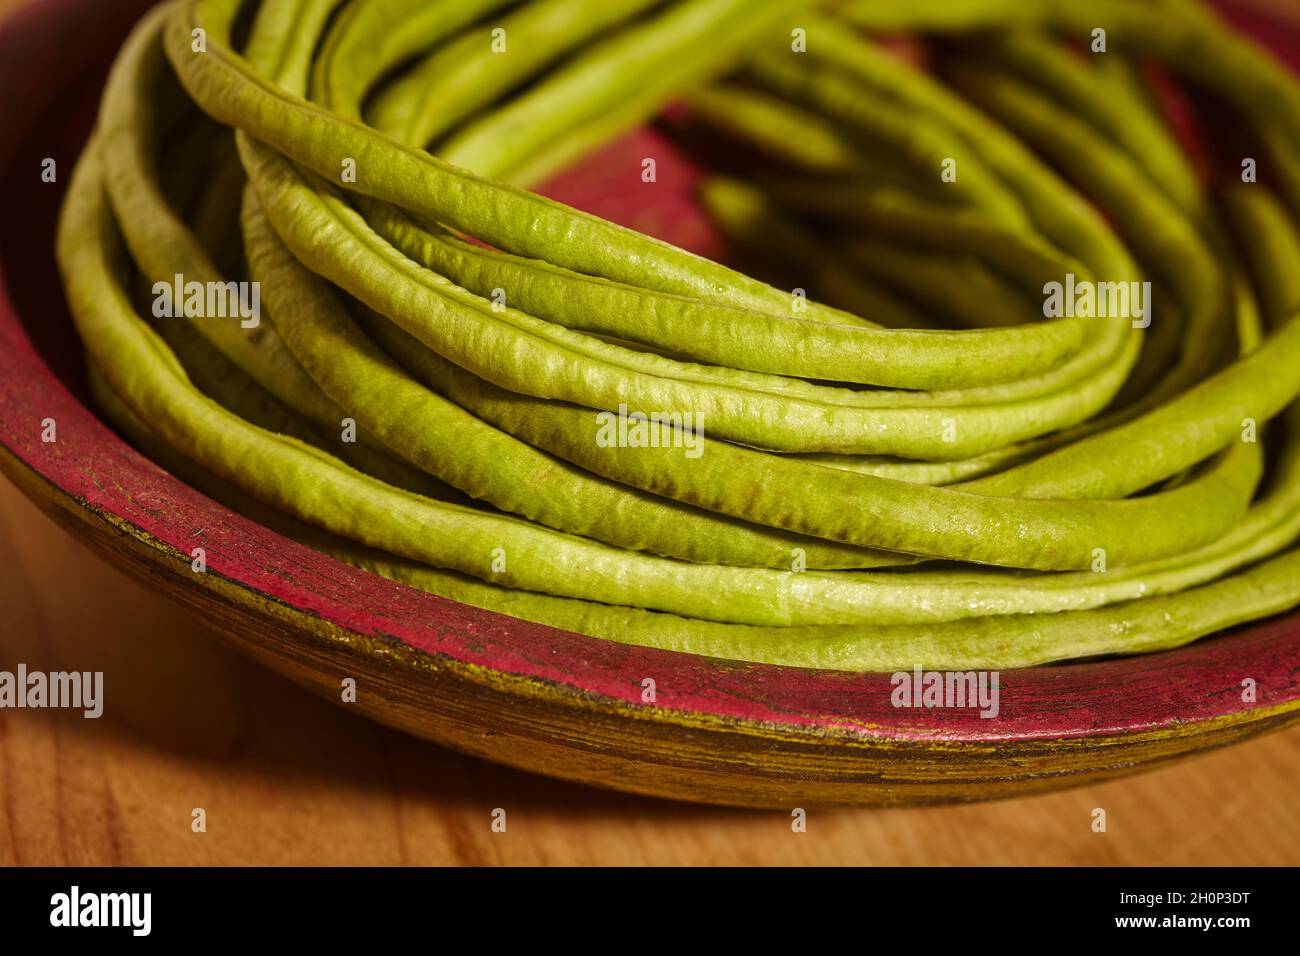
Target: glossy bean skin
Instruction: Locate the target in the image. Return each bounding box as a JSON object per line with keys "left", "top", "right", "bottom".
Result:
{"left": 222, "top": 82, "right": 1258, "bottom": 575}
{"left": 167, "top": 0, "right": 1099, "bottom": 395}
{"left": 240, "top": 186, "right": 895, "bottom": 571}
{"left": 781, "top": 23, "right": 1284, "bottom": 509}
{"left": 366, "top": 0, "right": 664, "bottom": 148}
{"left": 54, "top": 0, "right": 1300, "bottom": 671}
{"left": 98, "top": 5, "right": 456, "bottom": 498}
{"left": 231, "top": 0, "right": 901, "bottom": 570}
{"left": 345, "top": 272, "right": 1257, "bottom": 571}
{"left": 437, "top": 0, "right": 798, "bottom": 184}
{"left": 360, "top": 190, "right": 1120, "bottom": 404}
{"left": 71, "top": 153, "right": 1300, "bottom": 658}
{"left": 90, "top": 329, "right": 1300, "bottom": 672}
{"left": 177, "top": 0, "right": 1272, "bottom": 565}
{"left": 86, "top": 256, "right": 1300, "bottom": 675}
{"left": 241, "top": 145, "right": 1112, "bottom": 458}
{"left": 381, "top": 176, "right": 1300, "bottom": 669}
{"left": 308, "top": 0, "right": 514, "bottom": 119}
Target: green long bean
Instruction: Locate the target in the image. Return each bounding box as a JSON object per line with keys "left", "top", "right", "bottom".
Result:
{"left": 54, "top": 0, "right": 1300, "bottom": 673}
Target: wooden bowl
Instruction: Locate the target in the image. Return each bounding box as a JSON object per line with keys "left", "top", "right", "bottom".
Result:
{"left": 3, "top": 0, "right": 1299, "bottom": 809}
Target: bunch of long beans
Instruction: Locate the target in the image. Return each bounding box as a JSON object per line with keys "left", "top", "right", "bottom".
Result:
{"left": 57, "top": 0, "right": 1300, "bottom": 670}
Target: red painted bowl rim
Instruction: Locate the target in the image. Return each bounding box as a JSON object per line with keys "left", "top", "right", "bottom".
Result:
{"left": 2, "top": 0, "right": 1298, "bottom": 746}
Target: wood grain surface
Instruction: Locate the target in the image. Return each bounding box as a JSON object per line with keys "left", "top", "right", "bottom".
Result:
{"left": 3, "top": 474, "right": 1299, "bottom": 866}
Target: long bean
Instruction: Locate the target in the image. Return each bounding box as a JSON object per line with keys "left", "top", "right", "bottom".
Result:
{"left": 53, "top": 0, "right": 1300, "bottom": 672}
{"left": 366, "top": 0, "right": 663, "bottom": 149}
{"left": 167, "top": 0, "right": 1104, "bottom": 392}
{"left": 240, "top": 187, "right": 892, "bottom": 570}
{"left": 89, "top": 351, "right": 1300, "bottom": 672}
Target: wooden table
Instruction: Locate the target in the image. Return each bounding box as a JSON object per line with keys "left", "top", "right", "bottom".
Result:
{"left": 2, "top": 0, "right": 1298, "bottom": 867}
{"left": 3, "top": 474, "right": 1299, "bottom": 866}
